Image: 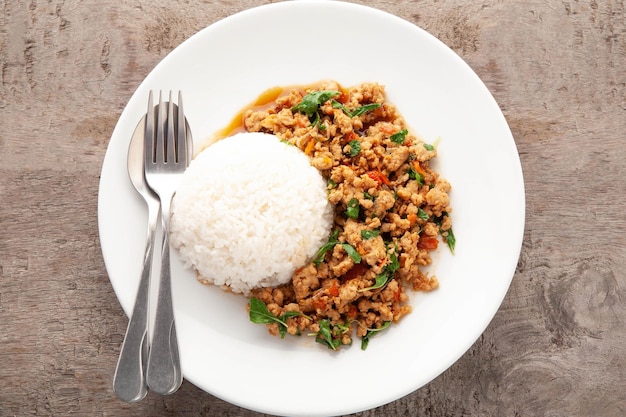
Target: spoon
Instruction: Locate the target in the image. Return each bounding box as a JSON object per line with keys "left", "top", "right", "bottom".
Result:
{"left": 113, "top": 114, "right": 159, "bottom": 402}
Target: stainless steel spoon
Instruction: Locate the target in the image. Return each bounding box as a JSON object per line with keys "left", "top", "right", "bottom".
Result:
{"left": 113, "top": 114, "right": 159, "bottom": 402}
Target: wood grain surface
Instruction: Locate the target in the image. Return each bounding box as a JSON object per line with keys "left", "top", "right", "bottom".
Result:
{"left": 1, "top": 1, "right": 624, "bottom": 416}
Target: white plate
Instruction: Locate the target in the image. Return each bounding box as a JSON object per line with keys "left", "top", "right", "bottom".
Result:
{"left": 98, "top": 1, "right": 525, "bottom": 416}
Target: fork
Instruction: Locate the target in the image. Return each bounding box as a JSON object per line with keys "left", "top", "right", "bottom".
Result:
{"left": 143, "top": 91, "right": 189, "bottom": 395}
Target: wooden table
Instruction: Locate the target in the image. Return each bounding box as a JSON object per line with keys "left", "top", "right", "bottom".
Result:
{"left": 1, "top": 1, "right": 624, "bottom": 416}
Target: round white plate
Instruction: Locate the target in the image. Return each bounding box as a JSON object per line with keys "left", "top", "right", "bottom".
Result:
{"left": 98, "top": 1, "right": 525, "bottom": 416}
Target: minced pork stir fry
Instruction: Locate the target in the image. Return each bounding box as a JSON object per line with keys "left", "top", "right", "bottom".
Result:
{"left": 228, "top": 81, "right": 454, "bottom": 350}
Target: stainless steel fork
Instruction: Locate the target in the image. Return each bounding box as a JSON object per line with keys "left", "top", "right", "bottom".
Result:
{"left": 143, "top": 91, "right": 190, "bottom": 395}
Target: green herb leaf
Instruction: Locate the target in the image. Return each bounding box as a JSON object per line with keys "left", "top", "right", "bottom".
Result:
{"left": 315, "top": 319, "right": 341, "bottom": 350}
{"left": 445, "top": 227, "right": 456, "bottom": 254}
{"left": 387, "top": 248, "right": 399, "bottom": 273}
{"left": 331, "top": 100, "right": 381, "bottom": 118}
{"left": 361, "top": 321, "right": 391, "bottom": 350}
{"left": 363, "top": 191, "right": 374, "bottom": 200}
{"left": 278, "top": 311, "right": 301, "bottom": 338}
{"left": 332, "top": 321, "right": 351, "bottom": 337}
{"left": 346, "top": 198, "right": 360, "bottom": 219}
{"left": 348, "top": 140, "right": 361, "bottom": 157}
{"left": 249, "top": 298, "right": 283, "bottom": 325}
{"left": 361, "top": 272, "right": 390, "bottom": 292}
{"left": 341, "top": 243, "right": 362, "bottom": 263}
{"left": 361, "top": 229, "right": 380, "bottom": 240}
{"left": 350, "top": 103, "right": 381, "bottom": 117}
{"left": 417, "top": 208, "right": 429, "bottom": 221}
{"left": 292, "top": 90, "right": 340, "bottom": 117}
{"left": 249, "top": 298, "right": 291, "bottom": 338}
{"left": 313, "top": 229, "right": 340, "bottom": 266}
{"left": 310, "top": 112, "right": 320, "bottom": 128}
{"left": 390, "top": 129, "right": 408, "bottom": 144}
{"left": 408, "top": 167, "right": 424, "bottom": 184}
{"left": 331, "top": 100, "right": 349, "bottom": 113}
{"left": 423, "top": 143, "right": 435, "bottom": 151}
{"left": 250, "top": 298, "right": 303, "bottom": 339}
{"left": 281, "top": 311, "right": 301, "bottom": 321}
{"left": 327, "top": 178, "right": 337, "bottom": 189}
{"left": 359, "top": 244, "right": 398, "bottom": 292}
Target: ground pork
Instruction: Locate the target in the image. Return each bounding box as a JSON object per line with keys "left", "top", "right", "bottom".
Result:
{"left": 232, "top": 81, "right": 454, "bottom": 349}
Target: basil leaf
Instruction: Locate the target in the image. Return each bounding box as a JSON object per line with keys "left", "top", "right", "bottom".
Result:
{"left": 360, "top": 272, "right": 389, "bottom": 292}
{"left": 350, "top": 103, "right": 381, "bottom": 117}
{"left": 313, "top": 229, "right": 340, "bottom": 266}
{"left": 346, "top": 198, "right": 360, "bottom": 219}
{"left": 390, "top": 129, "right": 408, "bottom": 144}
{"left": 387, "top": 249, "right": 399, "bottom": 273}
{"left": 250, "top": 298, "right": 303, "bottom": 339}
{"left": 332, "top": 321, "right": 351, "bottom": 338}
{"left": 332, "top": 100, "right": 381, "bottom": 117}
{"left": 278, "top": 311, "right": 302, "bottom": 339}
{"left": 310, "top": 111, "right": 320, "bottom": 128}
{"left": 359, "top": 243, "right": 398, "bottom": 292}
{"left": 292, "top": 90, "right": 340, "bottom": 117}
{"left": 361, "top": 321, "right": 391, "bottom": 350}
{"left": 281, "top": 311, "right": 301, "bottom": 321}
{"left": 249, "top": 298, "right": 283, "bottom": 325}
{"left": 445, "top": 227, "right": 456, "bottom": 254}
{"left": 408, "top": 167, "right": 424, "bottom": 184}
{"left": 423, "top": 143, "right": 435, "bottom": 151}
{"left": 315, "top": 319, "right": 341, "bottom": 350}
{"left": 348, "top": 140, "right": 361, "bottom": 157}
{"left": 417, "top": 208, "right": 429, "bottom": 221}
{"left": 331, "top": 99, "right": 349, "bottom": 113}
{"left": 361, "top": 229, "right": 380, "bottom": 240}
{"left": 341, "top": 243, "right": 362, "bottom": 263}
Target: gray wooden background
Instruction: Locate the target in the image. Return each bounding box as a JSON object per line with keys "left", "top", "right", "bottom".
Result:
{"left": 1, "top": 1, "right": 624, "bottom": 416}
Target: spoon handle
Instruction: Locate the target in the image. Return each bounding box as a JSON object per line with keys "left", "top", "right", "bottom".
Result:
{"left": 146, "top": 193, "right": 182, "bottom": 395}
{"left": 113, "top": 195, "right": 159, "bottom": 402}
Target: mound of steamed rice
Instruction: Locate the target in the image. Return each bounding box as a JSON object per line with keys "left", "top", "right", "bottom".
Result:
{"left": 170, "top": 132, "right": 333, "bottom": 295}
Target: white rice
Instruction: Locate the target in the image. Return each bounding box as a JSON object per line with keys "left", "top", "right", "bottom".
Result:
{"left": 170, "top": 132, "right": 333, "bottom": 295}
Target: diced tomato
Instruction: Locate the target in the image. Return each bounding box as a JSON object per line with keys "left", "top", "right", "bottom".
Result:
{"left": 407, "top": 213, "right": 418, "bottom": 227}
{"left": 312, "top": 298, "right": 326, "bottom": 311}
{"left": 347, "top": 305, "right": 358, "bottom": 319}
{"left": 394, "top": 289, "right": 402, "bottom": 302}
{"left": 367, "top": 170, "right": 390, "bottom": 188}
{"left": 417, "top": 236, "right": 439, "bottom": 250}
{"left": 328, "top": 282, "right": 340, "bottom": 297}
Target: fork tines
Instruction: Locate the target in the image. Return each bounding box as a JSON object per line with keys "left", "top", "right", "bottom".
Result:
{"left": 144, "top": 90, "right": 187, "bottom": 167}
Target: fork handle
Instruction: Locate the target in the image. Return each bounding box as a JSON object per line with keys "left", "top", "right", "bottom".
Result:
{"left": 146, "top": 194, "right": 182, "bottom": 395}
{"left": 113, "top": 196, "right": 159, "bottom": 402}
